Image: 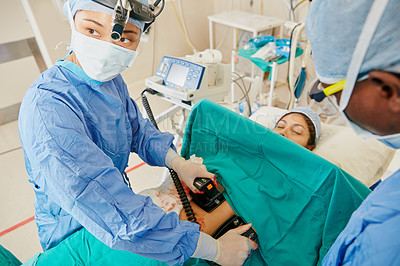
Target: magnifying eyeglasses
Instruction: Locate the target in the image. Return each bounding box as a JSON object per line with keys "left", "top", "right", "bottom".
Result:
{"left": 92, "top": 0, "right": 165, "bottom": 41}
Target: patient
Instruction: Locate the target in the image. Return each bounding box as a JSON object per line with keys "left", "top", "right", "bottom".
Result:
{"left": 28, "top": 102, "right": 365, "bottom": 265}
{"left": 273, "top": 106, "right": 321, "bottom": 151}
{"left": 142, "top": 107, "right": 322, "bottom": 234}
{"left": 178, "top": 107, "right": 321, "bottom": 233}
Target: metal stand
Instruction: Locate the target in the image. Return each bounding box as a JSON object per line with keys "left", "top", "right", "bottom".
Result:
{"left": 208, "top": 10, "right": 284, "bottom": 103}
{"left": 268, "top": 62, "right": 278, "bottom": 107}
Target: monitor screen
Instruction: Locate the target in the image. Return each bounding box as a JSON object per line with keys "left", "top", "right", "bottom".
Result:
{"left": 166, "top": 63, "right": 189, "bottom": 87}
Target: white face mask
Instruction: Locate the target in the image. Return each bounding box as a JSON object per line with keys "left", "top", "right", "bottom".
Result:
{"left": 344, "top": 117, "right": 400, "bottom": 149}
{"left": 67, "top": 1, "right": 138, "bottom": 82}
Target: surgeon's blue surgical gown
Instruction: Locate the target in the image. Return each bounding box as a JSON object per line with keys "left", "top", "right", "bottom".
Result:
{"left": 323, "top": 169, "right": 400, "bottom": 265}
{"left": 18, "top": 60, "right": 199, "bottom": 265}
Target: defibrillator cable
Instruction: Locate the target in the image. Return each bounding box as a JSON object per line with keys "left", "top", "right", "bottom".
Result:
{"left": 141, "top": 89, "right": 197, "bottom": 223}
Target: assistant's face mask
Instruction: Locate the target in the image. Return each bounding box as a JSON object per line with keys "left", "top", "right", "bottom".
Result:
{"left": 67, "top": 1, "right": 138, "bottom": 82}
{"left": 344, "top": 117, "right": 400, "bottom": 149}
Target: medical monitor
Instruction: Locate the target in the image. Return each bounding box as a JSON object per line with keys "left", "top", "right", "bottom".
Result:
{"left": 166, "top": 63, "right": 189, "bottom": 87}
{"left": 155, "top": 56, "right": 205, "bottom": 91}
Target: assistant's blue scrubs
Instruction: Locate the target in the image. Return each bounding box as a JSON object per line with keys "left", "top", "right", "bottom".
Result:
{"left": 323, "top": 169, "right": 400, "bottom": 265}
{"left": 18, "top": 60, "right": 199, "bottom": 265}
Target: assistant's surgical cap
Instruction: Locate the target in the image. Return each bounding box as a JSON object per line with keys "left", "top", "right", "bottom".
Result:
{"left": 277, "top": 107, "right": 321, "bottom": 144}
{"left": 63, "top": 0, "right": 148, "bottom": 33}
{"left": 306, "top": 0, "right": 400, "bottom": 84}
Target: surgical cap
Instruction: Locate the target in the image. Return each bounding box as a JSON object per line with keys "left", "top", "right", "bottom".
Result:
{"left": 277, "top": 107, "right": 321, "bottom": 144}
{"left": 306, "top": 0, "right": 400, "bottom": 84}
{"left": 63, "top": 0, "right": 148, "bottom": 33}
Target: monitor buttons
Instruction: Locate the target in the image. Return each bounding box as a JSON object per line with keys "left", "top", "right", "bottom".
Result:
{"left": 160, "top": 63, "right": 167, "bottom": 73}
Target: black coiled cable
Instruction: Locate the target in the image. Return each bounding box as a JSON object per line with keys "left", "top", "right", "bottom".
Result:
{"left": 141, "top": 89, "right": 197, "bottom": 223}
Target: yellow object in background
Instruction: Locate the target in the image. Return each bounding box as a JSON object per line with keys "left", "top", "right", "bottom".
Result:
{"left": 323, "top": 80, "right": 346, "bottom": 96}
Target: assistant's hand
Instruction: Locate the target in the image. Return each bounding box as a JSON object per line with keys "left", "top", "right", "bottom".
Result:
{"left": 170, "top": 156, "right": 216, "bottom": 193}
{"left": 214, "top": 223, "right": 258, "bottom": 266}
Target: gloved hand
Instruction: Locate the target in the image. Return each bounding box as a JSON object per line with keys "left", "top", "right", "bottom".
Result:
{"left": 170, "top": 156, "right": 216, "bottom": 193}
{"left": 214, "top": 223, "right": 258, "bottom": 266}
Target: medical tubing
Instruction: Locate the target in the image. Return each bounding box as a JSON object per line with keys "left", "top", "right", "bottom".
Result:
{"left": 286, "top": 23, "right": 302, "bottom": 109}
{"left": 289, "top": 0, "right": 295, "bottom": 21}
{"left": 141, "top": 89, "right": 197, "bottom": 223}
{"left": 170, "top": 0, "right": 196, "bottom": 53}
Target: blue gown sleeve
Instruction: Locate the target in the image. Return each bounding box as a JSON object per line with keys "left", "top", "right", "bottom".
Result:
{"left": 23, "top": 96, "right": 199, "bottom": 265}
{"left": 322, "top": 170, "right": 400, "bottom": 265}
{"left": 125, "top": 91, "right": 175, "bottom": 167}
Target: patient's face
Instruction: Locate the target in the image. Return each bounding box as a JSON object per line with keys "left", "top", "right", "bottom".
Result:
{"left": 274, "top": 113, "right": 312, "bottom": 150}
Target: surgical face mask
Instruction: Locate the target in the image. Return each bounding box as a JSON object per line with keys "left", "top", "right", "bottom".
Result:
{"left": 67, "top": 1, "right": 138, "bottom": 82}
{"left": 344, "top": 117, "right": 400, "bottom": 149}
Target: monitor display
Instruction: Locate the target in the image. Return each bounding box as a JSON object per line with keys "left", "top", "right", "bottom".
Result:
{"left": 166, "top": 63, "right": 189, "bottom": 87}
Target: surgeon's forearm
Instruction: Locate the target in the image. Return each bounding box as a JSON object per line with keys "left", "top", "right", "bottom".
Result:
{"left": 191, "top": 232, "right": 218, "bottom": 260}
{"left": 165, "top": 147, "right": 180, "bottom": 168}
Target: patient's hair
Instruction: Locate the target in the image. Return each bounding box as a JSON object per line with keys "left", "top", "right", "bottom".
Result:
{"left": 302, "top": 114, "right": 317, "bottom": 147}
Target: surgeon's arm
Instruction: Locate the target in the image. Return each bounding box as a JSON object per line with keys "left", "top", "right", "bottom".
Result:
{"left": 126, "top": 96, "right": 175, "bottom": 167}
{"left": 22, "top": 98, "right": 199, "bottom": 265}
{"left": 125, "top": 97, "right": 215, "bottom": 192}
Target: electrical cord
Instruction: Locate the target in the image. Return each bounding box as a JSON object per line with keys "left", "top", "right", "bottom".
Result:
{"left": 289, "top": 0, "right": 295, "bottom": 21}
{"left": 170, "top": 0, "right": 197, "bottom": 53}
{"left": 232, "top": 78, "right": 249, "bottom": 100}
{"left": 261, "top": 0, "right": 264, "bottom": 15}
{"left": 232, "top": 72, "right": 251, "bottom": 102}
{"left": 286, "top": 23, "right": 302, "bottom": 109}
{"left": 177, "top": 0, "right": 199, "bottom": 52}
{"left": 141, "top": 89, "right": 197, "bottom": 223}
{"left": 151, "top": 20, "right": 157, "bottom": 74}
{"left": 214, "top": 0, "right": 233, "bottom": 50}
{"left": 293, "top": 0, "right": 306, "bottom": 11}
{"left": 233, "top": 80, "right": 251, "bottom": 114}
{"left": 233, "top": 80, "right": 250, "bottom": 103}
{"left": 215, "top": 29, "right": 230, "bottom": 51}
{"left": 233, "top": 72, "right": 248, "bottom": 95}
{"left": 232, "top": 72, "right": 253, "bottom": 114}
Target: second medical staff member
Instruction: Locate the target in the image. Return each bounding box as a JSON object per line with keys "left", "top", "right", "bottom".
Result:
{"left": 18, "top": 0, "right": 256, "bottom": 265}
{"left": 306, "top": 0, "right": 400, "bottom": 264}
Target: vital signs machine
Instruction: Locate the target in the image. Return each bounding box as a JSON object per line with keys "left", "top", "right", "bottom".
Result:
{"left": 145, "top": 54, "right": 231, "bottom": 107}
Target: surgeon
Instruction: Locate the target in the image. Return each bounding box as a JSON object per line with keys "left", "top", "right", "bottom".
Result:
{"left": 18, "top": 0, "right": 256, "bottom": 265}
{"left": 306, "top": 0, "right": 400, "bottom": 264}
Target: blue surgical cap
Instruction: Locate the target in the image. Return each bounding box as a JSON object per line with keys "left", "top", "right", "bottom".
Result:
{"left": 63, "top": 0, "right": 148, "bottom": 33}
{"left": 277, "top": 107, "right": 321, "bottom": 144}
{"left": 306, "top": 0, "right": 400, "bottom": 84}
